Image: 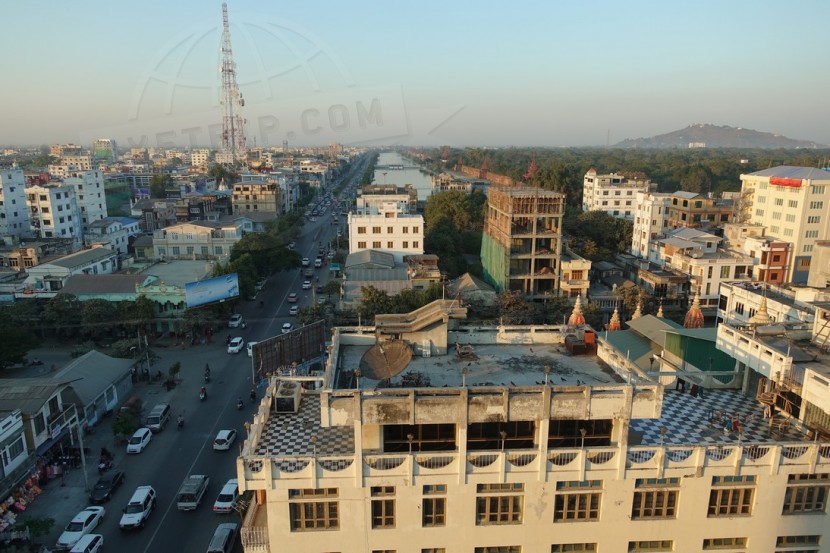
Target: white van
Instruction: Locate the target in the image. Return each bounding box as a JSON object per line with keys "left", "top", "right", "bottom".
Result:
{"left": 145, "top": 403, "right": 171, "bottom": 433}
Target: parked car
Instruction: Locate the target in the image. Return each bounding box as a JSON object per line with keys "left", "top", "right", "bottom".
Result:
{"left": 213, "top": 479, "right": 239, "bottom": 513}
{"left": 287, "top": 293, "right": 298, "bottom": 303}
{"left": 228, "top": 314, "right": 243, "bottom": 328}
{"left": 89, "top": 470, "right": 125, "bottom": 504}
{"left": 126, "top": 428, "right": 152, "bottom": 454}
{"left": 227, "top": 337, "right": 244, "bottom": 354}
{"left": 56, "top": 507, "right": 105, "bottom": 550}
{"left": 289, "top": 305, "right": 299, "bottom": 316}
{"left": 69, "top": 534, "right": 103, "bottom": 553}
{"left": 213, "top": 429, "right": 238, "bottom": 451}
{"left": 281, "top": 323, "right": 293, "bottom": 334}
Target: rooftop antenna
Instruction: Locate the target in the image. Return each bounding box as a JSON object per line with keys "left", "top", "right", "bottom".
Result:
{"left": 219, "top": 2, "right": 247, "bottom": 165}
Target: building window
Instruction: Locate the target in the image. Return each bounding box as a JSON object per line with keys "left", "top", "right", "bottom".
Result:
{"left": 552, "top": 545, "right": 596, "bottom": 552}
{"left": 413, "top": 227, "right": 419, "bottom": 234}
{"left": 804, "top": 245, "right": 813, "bottom": 253}
{"left": 806, "top": 230, "right": 819, "bottom": 238}
{"left": 475, "top": 548, "right": 521, "bottom": 553}
{"left": 214, "top": 246, "right": 223, "bottom": 255}
{"left": 775, "top": 535, "right": 820, "bottom": 552}
{"left": 402, "top": 241, "right": 409, "bottom": 249}
{"left": 784, "top": 228, "right": 794, "bottom": 237}
{"left": 708, "top": 475, "right": 755, "bottom": 517}
{"left": 413, "top": 241, "right": 419, "bottom": 249}
{"left": 720, "top": 266, "right": 731, "bottom": 279}
{"left": 554, "top": 480, "right": 602, "bottom": 522}
{"left": 288, "top": 488, "right": 339, "bottom": 531}
{"left": 422, "top": 549, "right": 446, "bottom": 553}
{"left": 422, "top": 485, "right": 446, "bottom": 527}
{"left": 358, "top": 241, "right": 367, "bottom": 249}
{"left": 387, "top": 241, "right": 394, "bottom": 248}
{"left": 807, "top": 215, "right": 821, "bottom": 224}
{"left": 702, "top": 537, "right": 746, "bottom": 550}
{"left": 772, "top": 212, "right": 781, "bottom": 220}
{"left": 810, "top": 201, "right": 824, "bottom": 209}
{"left": 476, "top": 483, "right": 523, "bottom": 525}
{"left": 372, "top": 241, "right": 381, "bottom": 248}
{"left": 755, "top": 209, "right": 764, "bottom": 216}
{"left": 34, "top": 413, "right": 46, "bottom": 435}
{"left": 785, "top": 214, "right": 796, "bottom": 223}
{"left": 402, "top": 226, "right": 409, "bottom": 234}
{"left": 783, "top": 474, "right": 829, "bottom": 514}
{"left": 811, "top": 185, "right": 826, "bottom": 194}
{"left": 775, "top": 198, "right": 784, "bottom": 206}
{"left": 371, "top": 486, "right": 395, "bottom": 529}
{"left": 172, "top": 247, "right": 180, "bottom": 256}
{"left": 631, "top": 478, "right": 679, "bottom": 519}
{"left": 372, "top": 226, "right": 381, "bottom": 233}
{"left": 770, "top": 225, "right": 779, "bottom": 234}
{"left": 387, "top": 226, "right": 393, "bottom": 233}
{"left": 628, "top": 542, "right": 673, "bottom": 552}
{"left": 357, "top": 227, "right": 366, "bottom": 234}
{"left": 788, "top": 200, "right": 798, "bottom": 208}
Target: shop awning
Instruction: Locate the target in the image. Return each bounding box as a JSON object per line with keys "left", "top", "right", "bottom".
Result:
{"left": 36, "top": 427, "right": 70, "bottom": 456}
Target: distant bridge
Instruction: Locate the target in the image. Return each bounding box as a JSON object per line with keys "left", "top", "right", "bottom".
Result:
{"left": 375, "top": 164, "right": 419, "bottom": 170}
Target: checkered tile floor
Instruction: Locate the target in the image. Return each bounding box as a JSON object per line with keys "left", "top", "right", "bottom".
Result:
{"left": 255, "top": 395, "right": 354, "bottom": 456}
{"left": 631, "top": 388, "right": 805, "bottom": 446}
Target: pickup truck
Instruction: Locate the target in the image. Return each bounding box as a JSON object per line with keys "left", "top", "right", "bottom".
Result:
{"left": 176, "top": 474, "right": 210, "bottom": 511}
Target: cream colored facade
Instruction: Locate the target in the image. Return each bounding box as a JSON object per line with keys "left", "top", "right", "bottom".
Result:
{"left": 560, "top": 249, "right": 591, "bottom": 298}
{"left": 151, "top": 221, "right": 242, "bottom": 261}
{"left": 237, "top": 303, "right": 830, "bottom": 553}
{"left": 741, "top": 166, "right": 830, "bottom": 283}
{"left": 232, "top": 181, "right": 282, "bottom": 215}
{"left": 191, "top": 149, "right": 211, "bottom": 167}
{"left": 348, "top": 203, "right": 424, "bottom": 263}
{"left": 61, "top": 154, "right": 92, "bottom": 170}
{"left": 26, "top": 184, "right": 83, "bottom": 246}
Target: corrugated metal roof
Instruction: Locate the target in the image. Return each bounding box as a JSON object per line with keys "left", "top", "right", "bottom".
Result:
{"left": 345, "top": 250, "right": 396, "bottom": 269}
{"left": 61, "top": 274, "right": 148, "bottom": 295}
{"left": 626, "top": 315, "right": 683, "bottom": 345}
{"left": 52, "top": 350, "right": 134, "bottom": 404}
{"left": 745, "top": 166, "right": 830, "bottom": 180}
{"left": 48, "top": 247, "right": 117, "bottom": 269}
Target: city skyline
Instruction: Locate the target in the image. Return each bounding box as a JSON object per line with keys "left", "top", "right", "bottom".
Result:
{"left": 2, "top": 0, "right": 829, "bottom": 148}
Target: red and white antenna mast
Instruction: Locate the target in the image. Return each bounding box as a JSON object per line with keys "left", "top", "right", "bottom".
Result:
{"left": 220, "top": 2, "right": 246, "bottom": 164}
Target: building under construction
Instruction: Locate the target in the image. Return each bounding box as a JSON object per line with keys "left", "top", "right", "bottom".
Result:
{"left": 480, "top": 186, "right": 565, "bottom": 297}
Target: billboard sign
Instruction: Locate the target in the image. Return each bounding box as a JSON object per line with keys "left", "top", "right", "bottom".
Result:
{"left": 185, "top": 273, "right": 240, "bottom": 308}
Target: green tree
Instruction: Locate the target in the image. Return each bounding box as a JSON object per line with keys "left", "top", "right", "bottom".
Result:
{"left": 208, "top": 164, "right": 240, "bottom": 188}
{"left": 495, "top": 290, "right": 538, "bottom": 325}
{"left": 149, "top": 173, "right": 173, "bottom": 198}
{"left": 120, "top": 295, "right": 156, "bottom": 331}
{"left": 0, "top": 309, "right": 40, "bottom": 368}
{"left": 82, "top": 299, "right": 119, "bottom": 339}
{"left": 357, "top": 286, "right": 394, "bottom": 322}
{"left": 44, "top": 293, "right": 82, "bottom": 337}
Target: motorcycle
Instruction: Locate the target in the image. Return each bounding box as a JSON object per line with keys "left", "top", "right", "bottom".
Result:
{"left": 199, "top": 387, "right": 207, "bottom": 401}
{"left": 98, "top": 458, "right": 113, "bottom": 474}
{"left": 204, "top": 372, "right": 210, "bottom": 383}
{"left": 249, "top": 389, "right": 256, "bottom": 403}
{"left": 236, "top": 398, "right": 244, "bottom": 410}
{"left": 177, "top": 415, "right": 185, "bottom": 430}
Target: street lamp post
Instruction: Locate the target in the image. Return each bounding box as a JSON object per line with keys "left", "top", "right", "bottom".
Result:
{"left": 407, "top": 433, "right": 414, "bottom": 454}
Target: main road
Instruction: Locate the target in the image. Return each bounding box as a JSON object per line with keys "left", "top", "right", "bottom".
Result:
{"left": 86, "top": 157, "right": 366, "bottom": 553}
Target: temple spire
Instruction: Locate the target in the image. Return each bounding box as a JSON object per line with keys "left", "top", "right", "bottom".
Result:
{"left": 607, "top": 306, "right": 621, "bottom": 331}
{"left": 684, "top": 290, "right": 704, "bottom": 329}
{"left": 568, "top": 295, "right": 586, "bottom": 326}
{"left": 656, "top": 302, "right": 664, "bottom": 318}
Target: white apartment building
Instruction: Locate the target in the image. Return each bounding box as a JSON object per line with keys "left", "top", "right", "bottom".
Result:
{"left": 631, "top": 191, "right": 671, "bottom": 258}
{"left": 717, "top": 280, "right": 828, "bottom": 327}
{"left": 582, "top": 168, "right": 652, "bottom": 219}
{"left": 63, "top": 170, "right": 108, "bottom": 233}
{"left": 47, "top": 163, "right": 82, "bottom": 179}
{"left": 26, "top": 184, "right": 83, "bottom": 246}
{"left": 92, "top": 138, "right": 117, "bottom": 162}
{"left": 237, "top": 302, "right": 830, "bottom": 553}
{"left": 0, "top": 167, "right": 30, "bottom": 239}
{"left": 86, "top": 217, "right": 135, "bottom": 255}
{"left": 23, "top": 246, "right": 119, "bottom": 294}
{"left": 356, "top": 193, "right": 414, "bottom": 215}
{"left": 190, "top": 149, "right": 211, "bottom": 167}
{"left": 741, "top": 166, "right": 830, "bottom": 284}
{"left": 152, "top": 221, "right": 243, "bottom": 262}
{"left": 652, "top": 228, "right": 754, "bottom": 308}
{"left": 348, "top": 202, "right": 424, "bottom": 263}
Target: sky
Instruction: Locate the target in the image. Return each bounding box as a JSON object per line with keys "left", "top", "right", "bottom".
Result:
{"left": 2, "top": 0, "right": 829, "bottom": 148}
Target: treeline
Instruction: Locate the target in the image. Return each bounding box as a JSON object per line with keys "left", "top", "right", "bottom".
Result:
{"left": 423, "top": 147, "right": 830, "bottom": 207}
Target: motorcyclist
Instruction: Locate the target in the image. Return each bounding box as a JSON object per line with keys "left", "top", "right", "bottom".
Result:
{"left": 237, "top": 397, "right": 244, "bottom": 409}
{"left": 204, "top": 365, "right": 211, "bottom": 381}
{"left": 200, "top": 386, "right": 207, "bottom": 399}
{"left": 177, "top": 414, "right": 184, "bottom": 428}
{"left": 249, "top": 388, "right": 256, "bottom": 402}
{"left": 226, "top": 334, "right": 231, "bottom": 345}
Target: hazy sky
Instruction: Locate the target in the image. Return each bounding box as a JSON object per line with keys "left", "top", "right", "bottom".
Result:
{"left": 2, "top": 0, "right": 829, "bottom": 148}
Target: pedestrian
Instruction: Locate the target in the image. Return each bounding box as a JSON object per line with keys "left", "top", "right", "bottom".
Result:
{"left": 675, "top": 377, "right": 686, "bottom": 393}
{"left": 763, "top": 404, "right": 772, "bottom": 419}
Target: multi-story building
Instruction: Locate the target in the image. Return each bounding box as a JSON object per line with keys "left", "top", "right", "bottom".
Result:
{"left": 582, "top": 168, "right": 652, "bottom": 219}
{"left": 61, "top": 154, "right": 92, "bottom": 171}
{"left": 63, "top": 170, "right": 108, "bottom": 233}
{"left": 190, "top": 149, "right": 211, "bottom": 167}
{"left": 26, "top": 184, "right": 83, "bottom": 246}
{"left": 232, "top": 181, "right": 282, "bottom": 217}
{"left": 430, "top": 173, "right": 474, "bottom": 194}
{"left": 175, "top": 195, "right": 219, "bottom": 222}
{"left": 92, "top": 138, "right": 117, "bottom": 162}
{"left": 808, "top": 241, "right": 830, "bottom": 289}
{"left": 22, "top": 246, "right": 119, "bottom": 294}
{"left": 0, "top": 167, "right": 30, "bottom": 239}
{"left": 348, "top": 202, "right": 424, "bottom": 263}
{"left": 151, "top": 221, "right": 243, "bottom": 262}
{"left": 722, "top": 223, "right": 792, "bottom": 285}
{"left": 559, "top": 248, "right": 591, "bottom": 299}
{"left": 0, "top": 238, "right": 75, "bottom": 270}
{"left": 630, "top": 191, "right": 671, "bottom": 258}
{"left": 85, "top": 217, "right": 138, "bottom": 255}
{"left": 741, "top": 166, "right": 830, "bottom": 283}
{"left": 717, "top": 280, "right": 828, "bottom": 327}
{"left": 47, "top": 163, "right": 82, "bottom": 180}
{"left": 666, "top": 191, "right": 734, "bottom": 229}
{"left": 237, "top": 301, "right": 830, "bottom": 553}
{"left": 356, "top": 185, "right": 419, "bottom": 215}
{"left": 481, "top": 186, "right": 565, "bottom": 297}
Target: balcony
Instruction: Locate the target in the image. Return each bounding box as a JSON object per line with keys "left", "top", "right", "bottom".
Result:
{"left": 240, "top": 499, "right": 269, "bottom": 552}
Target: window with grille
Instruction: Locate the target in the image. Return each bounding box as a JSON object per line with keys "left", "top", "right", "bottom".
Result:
{"left": 554, "top": 480, "right": 602, "bottom": 522}
{"left": 775, "top": 534, "right": 820, "bottom": 553}
{"left": 288, "top": 488, "right": 339, "bottom": 531}
{"left": 631, "top": 478, "right": 679, "bottom": 519}
{"left": 552, "top": 544, "right": 596, "bottom": 552}
{"left": 702, "top": 537, "right": 747, "bottom": 549}
{"left": 373, "top": 241, "right": 381, "bottom": 248}
{"left": 708, "top": 476, "right": 755, "bottom": 517}
{"left": 783, "top": 474, "right": 829, "bottom": 514}
{"left": 422, "top": 549, "right": 446, "bottom": 553}
{"left": 628, "top": 541, "right": 673, "bottom": 552}
{"left": 475, "top": 547, "right": 521, "bottom": 553}
{"left": 371, "top": 486, "right": 395, "bottom": 529}
{"left": 476, "top": 483, "right": 523, "bottom": 525}
{"left": 423, "top": 485, "right": 446, "bottom": 527}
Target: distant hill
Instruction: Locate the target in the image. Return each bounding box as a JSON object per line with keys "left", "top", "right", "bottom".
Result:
{"left": 616, "top": 124, "right": 825, "bottom": 149}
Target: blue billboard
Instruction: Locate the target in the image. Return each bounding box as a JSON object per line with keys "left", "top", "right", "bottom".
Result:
{"left": 185, "top": 273, "right": 240, "bottom": 308}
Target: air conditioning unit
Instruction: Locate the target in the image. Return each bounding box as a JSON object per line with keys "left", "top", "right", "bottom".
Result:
{"left": 274, "top": 381, "right": 301, "bottom": 414}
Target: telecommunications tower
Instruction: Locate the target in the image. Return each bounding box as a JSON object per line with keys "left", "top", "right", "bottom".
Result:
{"left": 219, "top": 2, "right": 246, "bottom": 164}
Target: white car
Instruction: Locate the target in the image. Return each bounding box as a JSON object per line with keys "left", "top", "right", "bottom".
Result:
{"left": 281, "top": 323, "right": 293, "bottom": 334}
{"left": 227, "top": 337, "right": 244, "bottom": 354}
{"left": 213, "top": 479, "right": 239, "bottom": 513}
{"left": 301, "top": 258, "right": 310, "bottom": 267}
{"left": 289, "top": 305, "right": 299, "bottom": 316}
{"left": 126, "top": 428, "right": 152, "bottom": 454}
{"left": 69, "top": 534, "right": 103, "bottom": 553}
{"left": 302, "top": 280, "right": 312, "bottom": 289}
{"left": 246, "top": 341, "right": 258, "bottom": 357}
{"left": 213, "top": 429, "right": 238, "bottom": 451}
{"left": 228, "top": 314, "right": 243, "bottom": 328}
{"left": 56, "top": 506, "right": 105, "bottom": 550}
